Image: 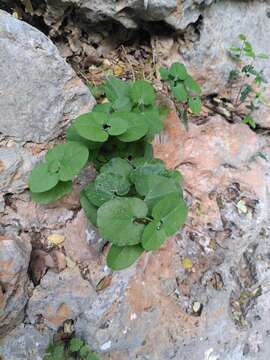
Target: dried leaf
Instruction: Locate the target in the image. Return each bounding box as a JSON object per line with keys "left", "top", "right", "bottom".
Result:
{"left": 182, "top": 257, "right": 193, "bottom": 270}
{"left": 48, "top": 234, "right": 65, "bottom": 246}
{"left": 113, "top": 64, "right": 125, "bottom": 76}
{"left": 96, "top": 274, "right": 113, "bottom": 292}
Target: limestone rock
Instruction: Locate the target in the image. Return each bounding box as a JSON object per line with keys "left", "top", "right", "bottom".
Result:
{"left": 0, "top": 10, "right": 95, "bottom": 143}
{"left": 0, "top": 325, "right": 52, "bottom": 360}
{"left": 0, "top": 232, "right": 31, "bottom": 337}
{"left": 178, "top": 0, "right": 270, "bottom": 127}
{"left": 27, "top": 267, "right": 97, "bottom": 330}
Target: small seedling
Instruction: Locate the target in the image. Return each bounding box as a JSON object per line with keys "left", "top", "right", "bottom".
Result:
{"left": 160, "top": 62, "right": 202, "bottom": 127}
{"left": 43, "top": 337, "right": 100, "bottom": 360}
{"left": 28, "top": 76, "right": 188, "bottom": 270}
{"left": 228, "top": 34, "right": 268, "bottom": 128}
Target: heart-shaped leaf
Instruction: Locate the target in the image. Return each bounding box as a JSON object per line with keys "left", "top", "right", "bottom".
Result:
{"left": 169, "top": 63, "right": 188, "bottom": 80}
{"left": 74, "top": 112, "right": 109, "bottom": 142}
{"left": 28, "top": 162, "right": 59, "bottom": 193}
{"left": 100, "top": 157, "right": 132, "bottom": 178}
{"left": 117, "top": 113, "right": 148, "bottom": 142}
{"left": 112, "top": 97, "right": 132, "bottom": 112}
{"left": 30, "top": 181, "right": 72, "bottom": 204}
{"left": 83, "top": 182, "right": 113, "bottom": 207}
{"left": 93, "top": 103, "right": 112, "bottom": 114}
{"left": 188, "top": 97, "right": 202, "bottom": 114}
{"left": 95, "top": 172, "right": 130, "bottom": 196}
{"left": 159, "top": 66, "right": 170, "bottom": 80}
{"left": 141, "top": 220, "right": 167, "bottom": 251}
{"left": 107, "top": 244, "right": 144, "bottom": 270}
{"left": 144, "top": 176, "right": 181, "bottom": 210}
{"left": 75, "top": 112, "right": 128, "bottom": 142}
{"left": 67, "top": 125, "right": 101, "bottom": 150}
{"left": 46, "top": 142, "right": 89, "bottom": 181}
{"left": 80, "top": 190, "right": 98, "bottom": 226}
{"left": 104, "top": 76, "right": 131, "bottom": 102}
{"left": 172, "top": 83, "right": 188, "bottom": 102}
{"left": 184, "top": 76, "right": 202, "bottom": 95}
{"left": 130, "top": 80, "right": 156, "bottom": 106}
{"left": 152, "top": 194, "right": 188, "bottom": 236}
{"left": 141, "top": 108, "right": 163, "bottom": 136}
{"left": 97, "top": 197, "right": 148, "bottom": 246}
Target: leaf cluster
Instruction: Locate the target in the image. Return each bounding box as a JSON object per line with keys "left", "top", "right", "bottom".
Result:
{"left": 81, "top": 156, "right": 187, "bottom": 270}
{"left": 28, "top": 75, "right": 188, "bottom": 270}
{"left": 44, "top": 337, "right": 99, "bottom": 360}
{"left": 228, "top": 34, "right": 268, "bottom": 129}
{"left": 160, "top": 62, "right": 202, "bottom": 125}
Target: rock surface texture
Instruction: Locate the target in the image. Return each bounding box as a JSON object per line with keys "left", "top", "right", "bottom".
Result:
{"left": 1, "top": 2, "right": 270, "bottom": 360}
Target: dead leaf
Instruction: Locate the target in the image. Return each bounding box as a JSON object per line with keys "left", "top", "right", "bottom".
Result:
{"left": 96, "top": 274, "right": 113, "bottom": 292}
{"left": 182, "top": 257, "right": 193, "bottom": 270}
{"left": 113, "top": 64, "right": 125, "bottom": 76}
{"left": 48, "top": 234, "right": 65, "bottom": 246}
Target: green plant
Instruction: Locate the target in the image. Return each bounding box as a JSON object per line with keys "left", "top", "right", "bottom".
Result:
{"left": 228, "top": 34, "right": 268, "bottom": 128}
{"left": 28, "top": 76, "right": 188, "bottom": 270}
{"left": 159, "top": 62, "right": 202, "bottom": 126}
{"left": 44, "top": 337, "right": 99, "bottom": 360}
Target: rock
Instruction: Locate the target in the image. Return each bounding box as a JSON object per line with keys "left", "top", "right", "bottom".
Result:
{"left": 27, "top": 267, "right": 96, "bottom": 330}
{"left": 0, "top": 232, "right": 31, "bottom": 337}
{"left": 0, "top": 324, "right": 52, "bottom": 360}
{"left": 64, "top": 209, "right": 104, "bottom": 263}
{"left": 178, "top": 0, "right": 270, "bottom": 127}
{"left": 0, "top": 10, "right": 95, "bottom": 143}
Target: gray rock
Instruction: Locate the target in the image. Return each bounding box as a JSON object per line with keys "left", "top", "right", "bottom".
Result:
{"left": 0, "top": 324, "right": 52, "bottom": 360}
{"left": 27, "top": 267, "right": 97, "bottom": 330}
{"left": 0, "top": 144, "right": 41, "bottom": 195}
{"left": 0, "top": 10, "right": 95, "bottom": 143}
{"left": 178, "top": 0, "right": 270, "bottom": 126}
{"left": 0, "top": 232, "right": 32, "bottom": 337}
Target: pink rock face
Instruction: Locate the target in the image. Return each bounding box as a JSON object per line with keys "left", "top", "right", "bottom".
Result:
{"left": 154, "top": 110, "right": 267, "bottom": 229}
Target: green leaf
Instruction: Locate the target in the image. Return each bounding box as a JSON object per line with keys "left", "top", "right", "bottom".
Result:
{"left": 258, "top": 53, "right": 269, "bottom": 60}
{"left": 93, "top": 103, "right": 112, "bottom": 114}
{"left": 28, "top": 162, "right": 59, "bottom": 193}
{"left": 95, "top": 172, "right": 130, "bottom": 196}
{"left": 83, "top": 181, "right": 113, "bottom": 207}
{"left": 184, "top": 76, "right": 202, "bottom": 95}
{"left": 31, "top": 181, "right": 72, "bottom": 204}
{"left": 74, "top": 112, "right": 127, "bottom": 142}
{"left": 159, "top": 66, "right": 170, "bottom": 80}
{"left": 117, "top": 113, "right": 148, "bottom": 142}
{"left": 104, "top": 76, "right": 131, "bottom": 102}
{"left": 141, "top": 220, "right": 167, "bottom": 251}
{"left": 169, "top": 63, "right": 188, "bottom": 80}
{"left": 130, "top": 80, "right": 156, "bottom": 106}
{"left": 112, "top": 97, "right": 132, "bottom": 112}
{"left": 243, "top": 115, "right": 256, "bottom": 129}
{"left": 188, "top": 97, "right": 202, "bottom": 114}
{"left": 74, "top": 112, "right": 109, "bottom": 142}
{"left": 46, "top": 142, "right": 89, "bottom": 181}
{"left": 66, "top": 125, "right": 101, "bottom": 150}
{"left": 97, "top": 197, "right": 148, "bottom": 246}
{"left": 141, "top": 108, "right": 163, "bottom": 136}
{"left": 172, "top": 83, "right": 188, "bottom": 102}
{"left": 240, "top": 84, "right": 252, "bottom": 102}
{"left": 69, "top": 338, "right": 84, "bottom": 352}
{"left": 144, "top": 176, "right": 181, "bottom": 210}
{"left": 152, "top": 194, "right": 187, "bottom": 236}
{"left": 228, "top": 69, "right": 240, "bottom": 82}
{"left": 107, "top": 244, "right": 144, "bottom": 270}
{"left": 80, "top": 190, "right": 98, "bottom": 226}
{"left": 88, "top": 83, "right": 105, "bottom": 98}
{"left": 163, "top": 169, "right": 183, "bottom": 186}
{"left": 100, "top": 157, "right": 132, "bottom": 178}
{"left": 239, "top": 34, "right": 246, "bottom": 41}
{"left": 80, "top": 345, "right": 90, "bottom": 357}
